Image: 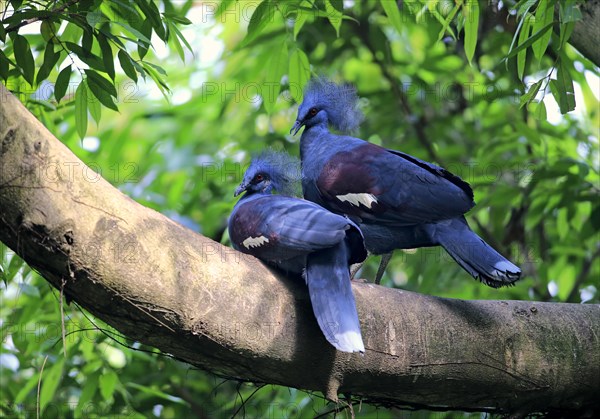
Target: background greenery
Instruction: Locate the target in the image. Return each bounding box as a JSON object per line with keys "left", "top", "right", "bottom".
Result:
{"left": 1, "top": 0, "right": 598, "bottom": 417}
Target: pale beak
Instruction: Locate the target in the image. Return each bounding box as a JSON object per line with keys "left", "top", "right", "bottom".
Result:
{"left": 234, "top": 183, "right": 247, "bottom": 197}
{"left": 290, "top": 120, "right": 303, "bottom": 136}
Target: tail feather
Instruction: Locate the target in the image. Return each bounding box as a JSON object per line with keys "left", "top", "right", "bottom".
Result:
{"left": 305, "top": 243, "right": 365, "bottom": 353}
{"left": 433, "top": 218, "right": 521, "bottom": 288}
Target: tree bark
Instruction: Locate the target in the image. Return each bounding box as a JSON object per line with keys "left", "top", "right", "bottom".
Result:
{"left": 569, "top": 0, "right": 600, "bottom": 67}
{"left": 1, "top": 83, "right": 599, "bottom": 415}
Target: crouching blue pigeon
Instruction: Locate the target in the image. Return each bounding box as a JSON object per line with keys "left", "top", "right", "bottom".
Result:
{"left": 228, "top": 150, "right": 367, "bottom": 352}
{"left": 291, "top": 79, "right": 521, "bottom": 288}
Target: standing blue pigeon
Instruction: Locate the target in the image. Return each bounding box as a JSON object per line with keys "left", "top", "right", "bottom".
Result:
{"left": 228, "top": 150, "right": 367, "bottom": 352}
{"left": 290, "top": 79, "right": 521, "bottom": 288}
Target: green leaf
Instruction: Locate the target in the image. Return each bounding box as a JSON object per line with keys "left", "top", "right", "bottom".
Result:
{"left": 288, "top": 48, "right": 310, "bottom": 103}
{"left": 86, "top": 10, "right": 107, "bottom": 27}
{"left": 425, "top": 3, "right": 458, "bottom": 41}
{"left": 40, "top": 20, "right": 57, "bottom": 43}
{"left": 514, "top": 0, "right": 537, "bottom": 17}
{"left": 557, "top": 263, "right": 576, "bottom": 301}
{"left": 557, "top": 207, "right": 569, "bottom": 240}
{"left": 463, "top": 0, "right": 479, "bottom": 66}
{"left": 85, "top": 70, "right": 119, "bottom": 111}
{"left": 241, "top": 1, "right": 273, "bottom": 47}
{"left": 149, "top": 0, "right": 167, "bottom": 41}
{"left": 82, "top": 28, "right": 94, "bottom": 53}
{"left": 75, "top": 80, "right": 88, "bottom": 138}
{"left": 113, "top": 20, "right": 153, "bottom": 45}
{"left": 144, "top": 62, "right": 167, "bottom": 76}
{"left": 263, "top": 41, "right": 287, "bottom": 114}
{"left": 520, "top": 79, "right": 543, "bottom": 108}
{"left": 141, "top": 62, "right": 170, "bottom": 101}
{"left": 169, "top": 20, "right": 194, "bottom": 57}
{"left": 505, "top": 22, "right": 554, "bottom": 61}
{"left": 118, "top": 50, "right": 138, "bottom": 83}
{"left": 559, "top": 20, "right": 575, "bottom": 50}
{"left": 99, "top": 370, "right": 119, "bottom": 401}
{"left": 136, "top": 0, "right": 166, "bottom": 41}
{"left": 526, "top": 196, "right": 546, "bottom": 231}
{"left": 130, "top": 58, "right": 147, "bottom": 79}
{"left": 294, "top": 8, "right": 308, "bottom": 40}
{"left": 0, "top": 49, "right": 11, "bottom": 81}
{"left": 531, "top": 0, "right": 555, "bottom": 63}
{"left": 506, "top": 2, "right": 533, "bottom": 69}
{"left": 381, "top": 0, "right": 402, "bottom": 34}
{"left": 108, "top": 0, "right": 141, "bottom": 23}
{"left": 75, "top": 371, "right": 100, "bottom": 417}
{"left": 87, "top": 83, "right": 102, "bottom": 124}
{"left": 548, "top": 80, "right": 562, "bottom": 109}
{"left": 65, "top": 42, "right": 105, "bottom": 71}
{"left": 54, "top": 65, "right": 72, "bottom": 103}
{"left": 137, "top": 19, "right": 153, "bottom": 59}
{"left": 325, "top": 0, "right": 342, "bottom": 37}
{"left": 214, "top": 0, "right": 236, "bottom": 17}
{"left": 13, "top": 34, "right": 35, "bottom": 86}
{"left": 100, "top": 28, "right": 126, "bottom": 50}
{"left": 528, "top": 99, "right": 546, "bottom": 120}
{"left": 5, "top": 252, "right": 24, "bottom": 282}
{"left": 40, "top": 358, "right": 65, "bottom": 414}
{"left": 14, "top": 369, "right": 40, "bottom": 404}
{"left": 85, "top": 69, "right": 117, "bottom": 97}
{"left": 0, "top": 19, "right": 5, "bottom": 42}
{"left": 559, "top": 1, "right": 582, "bottom": 23}
{"left": 127, "top": 382, "right": 188, "bottom": 403}
{"left": 550, "top": 57, "right": 576, "bottom": 114}
{"left": 97, "top": 32, "right": 115, "bottom": 80}
{"left": 36, "top": 42, "right": 59, "bottom": 85}
{"left": 436, "top": 5, "right": 459, "bottom": 41}
{"left": 167, "top": 22, "right": 185, "bottom": 61}
{"left": 163, "top": 12, "right": 192, "bottom": 25}
{"left": 517, "top": 15, "right": 532, "bottom": 80}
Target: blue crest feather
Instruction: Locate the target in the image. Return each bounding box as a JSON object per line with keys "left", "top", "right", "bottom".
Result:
{"left": 303, "top": 78, "right": 364, "bottom": 133}
{"left": 247, "top": 149, "right": 301, "bottom": 196}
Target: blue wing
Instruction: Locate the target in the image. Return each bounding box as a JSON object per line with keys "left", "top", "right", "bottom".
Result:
{"left": 310, "top": 139, "right": 475, "bottom": 226}
{"left": 229, "top": 194, "right": 363, "bottom": 266}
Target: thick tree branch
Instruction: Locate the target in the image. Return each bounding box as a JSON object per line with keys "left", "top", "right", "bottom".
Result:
{"left": 568, "top": 0, "right": 600, "bottom": 67}
{"left": 1, "top": 84, "right": 599, "bottom": 415}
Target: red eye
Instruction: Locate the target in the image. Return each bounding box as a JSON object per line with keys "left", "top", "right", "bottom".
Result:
{"left": 309, "top": 107, "right": 318, "bottom": 116}
{"left": 254, "top": 174, "right": 264, "bottom": 182}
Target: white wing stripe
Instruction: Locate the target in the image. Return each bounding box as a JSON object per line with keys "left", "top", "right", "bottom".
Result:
{"left": 242, "top": 235, "right": 270, "bottom": 249}
{"left": 336, "top": 193, "right": 378, "bottom": 209}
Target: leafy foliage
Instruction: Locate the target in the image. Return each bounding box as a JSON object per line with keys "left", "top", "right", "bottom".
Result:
{"left": 1, "top": 0, "right": 599, "bottom": 417}
{"left": 1, "top": 0, "right": 194, "bottom": 137}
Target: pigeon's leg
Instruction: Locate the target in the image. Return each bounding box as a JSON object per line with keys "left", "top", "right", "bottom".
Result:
{"left": 374, "top": 252, "right": 393, "bottom": 284}
{"left": 349, "top": 262, "right": 364, "bottom": 280}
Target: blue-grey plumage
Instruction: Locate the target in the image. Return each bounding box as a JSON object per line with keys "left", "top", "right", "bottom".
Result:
{"left": 292, "top": 78, "right": 521, "bottom": 288}
{"left": 306, "top": 243, "right": 365, "bottom": 353}
{"left": 228, "top": 150, "right": 366, "bottom": 352}
{"left": 290, "top": 78, "right": 364, "bottom": 136}
{"left": 234, "top": 149, "right": 302, "bottom": 198}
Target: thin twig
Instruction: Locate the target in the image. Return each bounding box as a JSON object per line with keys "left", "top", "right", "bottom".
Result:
{"left": 5, "top": 0, "right": 80, "bottom": 33}
{"left": 230, "top": 384, "right": 265, "bottom": 418}
{"left": 346, "top": 394, "right": 355, "bottom": 419}
{"left": 36, "top": 355, "right": 49, "bottom": 419}
{"left": 60, "top": 278, "right": 67, "bottom": 357}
